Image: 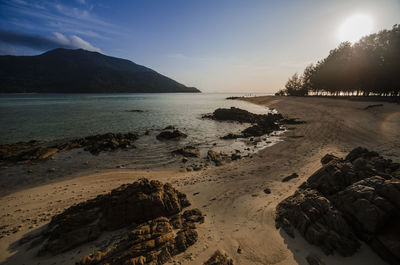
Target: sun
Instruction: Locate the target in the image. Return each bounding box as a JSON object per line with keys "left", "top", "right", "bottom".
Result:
{"left": 338, "top": 14, "right": 373, "bottom": 43}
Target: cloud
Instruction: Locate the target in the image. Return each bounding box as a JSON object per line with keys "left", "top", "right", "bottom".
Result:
{"left": 0, "top": 29, "right": 102, "bottom": 53}
{"left": 10, "top": 0, "right": 46, "bottom": 10}
{"left": 1, "top": 0, "right": 122, "bottom": 38}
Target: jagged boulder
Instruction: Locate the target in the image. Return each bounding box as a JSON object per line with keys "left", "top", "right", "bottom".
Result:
{"left": 276, "top": 147, "right": 400, "bottom": 265}
{"left": 276, "top": 188, "right": 360, "bottom": 256}
{"left": 78, "top": 209, "right": 203, "bottom": 265}
{"left": 204, "top": 250, "right": 233, "bottom": 265}
{"left": 38, "top": 179, "right": 192, "bottom": 255}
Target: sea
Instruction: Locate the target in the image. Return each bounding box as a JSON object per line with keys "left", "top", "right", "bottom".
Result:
{"left": 0, "top": 93, "right": 281, "bottom": 168}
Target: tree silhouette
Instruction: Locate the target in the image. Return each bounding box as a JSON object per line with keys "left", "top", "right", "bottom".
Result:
{"left": 279, "top": 24, "right": 400, "bottom": 97}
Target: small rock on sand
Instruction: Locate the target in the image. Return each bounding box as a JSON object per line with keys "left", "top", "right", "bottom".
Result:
{"left": 282, "top": 173, "right": 298, "bottom": 182}
{"left": 204, "top": 250, "right": 233, "bottom": 265}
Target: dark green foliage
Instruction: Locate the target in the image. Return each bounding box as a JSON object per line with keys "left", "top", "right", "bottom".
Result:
{"left": 0, "top": 48, "right": 200, "bottom": 93}
{"left": 280, "top": 25, "right": 400, "bottom": 97}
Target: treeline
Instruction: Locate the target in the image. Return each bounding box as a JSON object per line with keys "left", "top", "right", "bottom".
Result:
{"left": 277, "top": 24, "right": 400, "bottom": 97}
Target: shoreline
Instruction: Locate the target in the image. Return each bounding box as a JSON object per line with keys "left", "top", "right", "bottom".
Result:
{"left": 0, "top": 104, "right": 284, "bottom": 197}
{"left": 1, "top": 96, "right": 399, "bottom": 264}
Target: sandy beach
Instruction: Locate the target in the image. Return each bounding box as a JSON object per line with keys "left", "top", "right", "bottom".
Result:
{"left": 1, "top": 96, "right": 399, "bottom": 265}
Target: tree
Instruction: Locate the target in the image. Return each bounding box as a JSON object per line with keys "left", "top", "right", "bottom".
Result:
{"left": 280, "top": 24, "right": 400, "bottom": 97}
{"left": 285, "top": 73, "right": 308, "bottom": 96}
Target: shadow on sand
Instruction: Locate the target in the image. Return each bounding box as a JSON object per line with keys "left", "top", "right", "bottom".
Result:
{"left": 279, "top": 228, "right": 388, "bottom": 265}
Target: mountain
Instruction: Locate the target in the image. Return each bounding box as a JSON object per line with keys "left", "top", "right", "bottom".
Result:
{"left": 0, "top": 48, "right": 200, "bottom": 93}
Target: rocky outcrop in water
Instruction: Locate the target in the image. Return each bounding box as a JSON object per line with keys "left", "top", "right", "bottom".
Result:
{"left": 276, "top": 147, "right": 400, "bottom": 265}
{"left": 203, "top": 107, "right": 281, "bottom": 124}
{"left": 37, "top": 178, "right": 203, "bottom": 257}
{"left": 0, "top": 132, "right": 139, "bottom": 164}
{"left": 203, "top": 107, "right": 303, "bottom": 139}
{"left": 172, "top": 146, "right": 201, "bottom": 157}
{"left": 156, "top": 129, "right": 187, "bottom": 140}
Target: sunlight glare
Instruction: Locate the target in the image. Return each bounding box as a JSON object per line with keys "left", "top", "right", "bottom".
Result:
{"left": 338, "top": 14, "right": 373, "bottom": 43}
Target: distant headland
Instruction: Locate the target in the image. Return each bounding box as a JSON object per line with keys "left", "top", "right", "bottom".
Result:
{"left": 0, "top": 48, "right": 200, "bottom": 93}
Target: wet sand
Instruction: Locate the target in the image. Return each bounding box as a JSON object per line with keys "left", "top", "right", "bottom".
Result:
{"left": 1, "top": 96, "right": 399, "bottom": 264}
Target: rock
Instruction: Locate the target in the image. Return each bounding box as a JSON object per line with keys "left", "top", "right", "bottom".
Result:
{"left": 242, "top": 125, "right": 269, "bottom": 137}
{"left": 0, "top": 132, "right": 139, "bottom": 164}
{"left": 221, "top": 133, "right": 242, "bottom": 140}
{"left": 203, "top": 107, "right": 259, "bottom": 123}
{"left": 38, "top": 179, "right": 192, "bottom": 255}
{"left": 172, "top": 146, "right": 201, "bottom": 157}
{"left": 276, "top": 188, "right": 360, "bottom": 256}
{"left": 204, "top": 250, "right": 233, "bottom": 265}
{"left": 276, "top": 147, "right": 400, "bottom": 264}
{"left": 306, "top": 254, "right": 325, "bottom": 265}
{"left": 280, "top": 118, "right": 306, "bottom": 125}
{"left": 193, "top": 164, "right": 203, "bottom": 171}
{"left": 263, "top": 188, "right": 271, "bottom": 194}
{"left": 207, "top": 150, "right": 229, "bottom": 166}
{"left": 48, "top": 168, "right": 56, "bottom": 172}
{"left": 332, "top": 176, "right": 400, "bottom": 260}
{"left": 364, "top": 104, "right": 383, "bottom": 110}
{"left": 345, "top": 146, "right": 379, "bottom": 163}
{"left": 305, "top": 162, "right": 358, "bottom": 195}
{"left": 182, "top": 157, "right": 188, "bottom": 163}
{"left": 125, "top": 109, "right": 146, "bottom": 113}
{"left": 320, "top": 154, "right": 339, "bottom": 165}
{"left": 156, "top": 130, "right": 187, "bottom": 140}
{"left": 145, "top": 130, "right": 150, "bottom": 135}
{"left": 204, "top": 107, "right": 284, "bottom": 138}
{"left": 79, "top": 209, "right": 203, "bottom": 265}
{"left": 164, "top": 125, "right": 175, "bottom": 130}
{"left": 231, "top": 153, "right": 241, "bottom": 161}
{"left": 81, "top": 132, "right": 138, "bottom": 154}
{"left": 282, "top": 173, "right": 298, "bottom": 182}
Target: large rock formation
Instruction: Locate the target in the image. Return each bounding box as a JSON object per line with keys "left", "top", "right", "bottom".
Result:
{"left": 203, "top": 107, "right": 303, "bottom": 139}
{"left": 276, "top": 147, "right": 400, "bottom": 265}
{"left": 0, "top": 132, "right": 139, "bottom": 164}
{"left": 36, "top": 179, "right": 204, "bottom": 263}
{"left": 78, "top": 209, "right": 203, "bottom": 265}
{"left": 203, "top": 107, "right": 272, "bottom": 123}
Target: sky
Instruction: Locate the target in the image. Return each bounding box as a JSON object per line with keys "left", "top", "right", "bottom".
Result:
{"left": 0, "top": 0, "right": 399, "bottom": 93}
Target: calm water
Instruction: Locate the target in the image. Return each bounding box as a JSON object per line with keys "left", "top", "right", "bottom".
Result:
{"left": 0, "top": 93, "right": 280, "bottom": 167}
